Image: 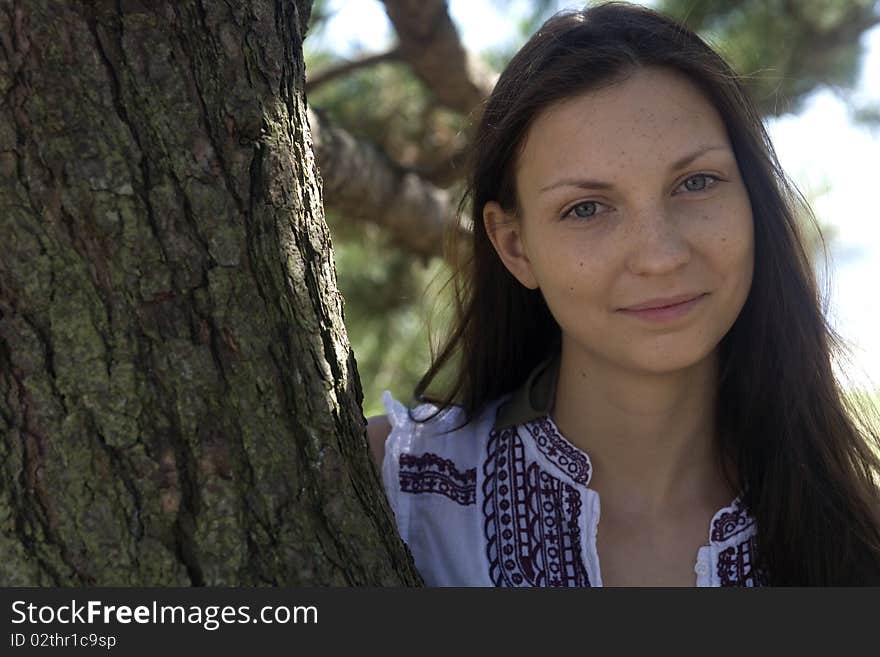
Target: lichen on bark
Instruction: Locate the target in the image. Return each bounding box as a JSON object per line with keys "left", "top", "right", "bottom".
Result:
{"left": 0, "top": 0, "right": 420, "bottom": 586}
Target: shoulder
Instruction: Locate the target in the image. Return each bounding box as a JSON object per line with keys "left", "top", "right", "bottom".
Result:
{"left": 366, "top": 414, "right": 392, "bottom": 469}
{"left": 367, "top": 391, "right": 506, "bottom": 470}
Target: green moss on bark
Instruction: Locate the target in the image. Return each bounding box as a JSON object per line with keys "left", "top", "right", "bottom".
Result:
{"left": 0, "top": 0, "right": 420, "bottom": 586}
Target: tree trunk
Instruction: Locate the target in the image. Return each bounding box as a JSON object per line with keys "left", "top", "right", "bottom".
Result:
{"left": 0, "top": 0, "right": 420, "bottom": 586}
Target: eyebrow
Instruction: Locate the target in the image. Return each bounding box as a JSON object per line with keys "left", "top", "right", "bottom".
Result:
{"left": 538, "top": 145, "right": 731, "bottom": 194}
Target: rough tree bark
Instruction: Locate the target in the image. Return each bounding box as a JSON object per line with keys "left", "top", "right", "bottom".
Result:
{"left": 0, "top": 0, "right": 421, "bottom": 586}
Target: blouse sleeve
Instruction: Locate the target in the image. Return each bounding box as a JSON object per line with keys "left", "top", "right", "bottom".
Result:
{"left": 380, "top": 390, "right": 414, "bottom": 544}
{"left": 378, "top": 391, "right": 487, "bottom": 586}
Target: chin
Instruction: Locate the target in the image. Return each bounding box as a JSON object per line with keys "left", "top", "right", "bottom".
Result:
{"left": 624, "top": 343, "right": 718, "bottom": 376}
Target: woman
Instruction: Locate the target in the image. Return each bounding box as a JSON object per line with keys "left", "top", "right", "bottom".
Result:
{"left": 367, "top": 2, "right": 880, "bottom": 586}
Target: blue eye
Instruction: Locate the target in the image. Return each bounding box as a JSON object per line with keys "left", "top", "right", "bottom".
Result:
{"left": 569, "top": 201, "right": 603, "bottom": 219}
{"left": 560, "top": 199, "right": 611, "bottom": 222}
{"left": 561, "top": 173, "right": 722, "bottom": 222}
{"left": 679, "top": 173, "right": 720, "bottom": 193}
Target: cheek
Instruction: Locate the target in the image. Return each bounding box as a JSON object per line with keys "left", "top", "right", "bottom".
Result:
{"left": 723, "top": 212, "right": 754, "bottom": 281}
{"left": 531, "top": 242, "right": 604, "bottom": 300}
{"left": 530, "top": 247, "right": 612, "bottom": 337}
{"left": 699, "top": 196, "right": 754, "bottom": 277}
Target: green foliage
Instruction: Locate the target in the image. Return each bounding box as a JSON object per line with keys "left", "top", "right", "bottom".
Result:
{"left": 308, "top": 57, "right": 471, "bottom": 172}
{"left": 481, "top": 0, "right": 573, "bottom": 71}
{"left": 849, "top": 388, "right": 880, "bottom": 412}
{"left": 327, "top": 209, "right": 454, "bottom": 417}
{"left": 843, "top": 388, "right": 880, "bottom": 459}
{"left": 658, "top": 0, "right": 877, "bottom": 116}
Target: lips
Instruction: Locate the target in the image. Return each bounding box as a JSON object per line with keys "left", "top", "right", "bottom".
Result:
{"left": 622, "top": 293, "right": 705, "bottom": 311}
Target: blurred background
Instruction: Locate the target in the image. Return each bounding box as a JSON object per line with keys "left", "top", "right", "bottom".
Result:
{"left": 303, "top": 0, "right": 880, "bottom": 418}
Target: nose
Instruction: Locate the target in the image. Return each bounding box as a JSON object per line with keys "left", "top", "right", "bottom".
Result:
{"left": 624, "top": 207, "right": 691, "bottom": 276}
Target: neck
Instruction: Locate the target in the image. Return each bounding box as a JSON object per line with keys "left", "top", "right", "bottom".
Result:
{"left": 551, "top": 338, "right": 734, "bottom": 518}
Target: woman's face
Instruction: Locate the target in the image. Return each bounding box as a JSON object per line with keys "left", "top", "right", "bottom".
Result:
{"left": 484, "top": 66, "right": 754, "bottom": 374}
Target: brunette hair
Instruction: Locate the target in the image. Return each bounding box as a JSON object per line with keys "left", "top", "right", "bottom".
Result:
{"left": 411, "top": 1, "right": 880, "bottom": 584}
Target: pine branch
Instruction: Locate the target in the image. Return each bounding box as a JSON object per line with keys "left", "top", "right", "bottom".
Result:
{"left": 308, "top": 108, "right": 465, "bottom": 260}
{"left": 306, "top": 48, "right": 401, "bottom": 91}
{"left": 380, "top": 0, "right": 496, "bottom": 119}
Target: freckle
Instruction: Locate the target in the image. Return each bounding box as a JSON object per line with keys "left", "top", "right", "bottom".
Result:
{"left": 569, "top": 286, "right": 574, "bottom": 291}
{"left": 579, "top": 261, "right": 584, "bottom": 267}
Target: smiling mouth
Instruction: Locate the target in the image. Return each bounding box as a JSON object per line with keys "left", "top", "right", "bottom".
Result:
{"left": 620, "top": 293, "right": 707, "bottom": 312}
{"left": 640, "top": 297, "right": 697, "bottom": 310}
{"left": 618, "top": 293, "right": 709, "bottom": 322}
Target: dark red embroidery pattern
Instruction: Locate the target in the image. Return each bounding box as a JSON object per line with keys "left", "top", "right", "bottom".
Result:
{"left": 717, "top": 535, "right": 766, "bottom": 586}
{"left": 711, "top": 498, "right": 756, "bottom": 542}
{"left": 399, "top": 452, "right": 476, "bottom": 505}
{"left": 524, "top": 417, "right": 592, "bottom": 486}
{"left": 483, "top": 426, "right": 591, "bottom": 587}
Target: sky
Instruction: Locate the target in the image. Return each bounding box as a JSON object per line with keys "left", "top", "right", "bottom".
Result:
{"left": 310, "top": 0, "right": 880, "bottom": 392}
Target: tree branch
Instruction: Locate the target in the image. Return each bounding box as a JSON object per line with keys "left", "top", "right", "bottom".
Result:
{"left": 380, "top": 0, "right": 496, "bottom": 119}
{"left": 308, "top": 108, "right": 464, "bottom": 260}
{"left": 415, "top": 144, "right": 470, "bottom": 188}
{"left": 306, "top": 48, "right": 401, "bottom": 92}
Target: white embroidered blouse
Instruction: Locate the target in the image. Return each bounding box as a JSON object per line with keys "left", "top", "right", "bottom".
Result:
{"left": 379, "top": 357, "right": 765, "bottom": 587}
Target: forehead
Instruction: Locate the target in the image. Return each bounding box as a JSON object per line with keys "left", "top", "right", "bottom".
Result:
{"left": 517, "top": 67, "right": 730, "bottom": 185}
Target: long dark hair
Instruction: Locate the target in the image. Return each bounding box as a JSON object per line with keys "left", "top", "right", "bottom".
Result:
{"left": 412, "top": 1, "right": 880, "bottom": 584}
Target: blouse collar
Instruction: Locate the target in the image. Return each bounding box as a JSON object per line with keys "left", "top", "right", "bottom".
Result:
{"left": 493, "top": 351, "right": 562, "bottom": 430}
{"left": 489, "top": 349, "right": 755, "bottom": 560}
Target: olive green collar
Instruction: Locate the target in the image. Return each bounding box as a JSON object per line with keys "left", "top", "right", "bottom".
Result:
{"left": 493, "top": 351, "right": 562, "bottom": 430}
